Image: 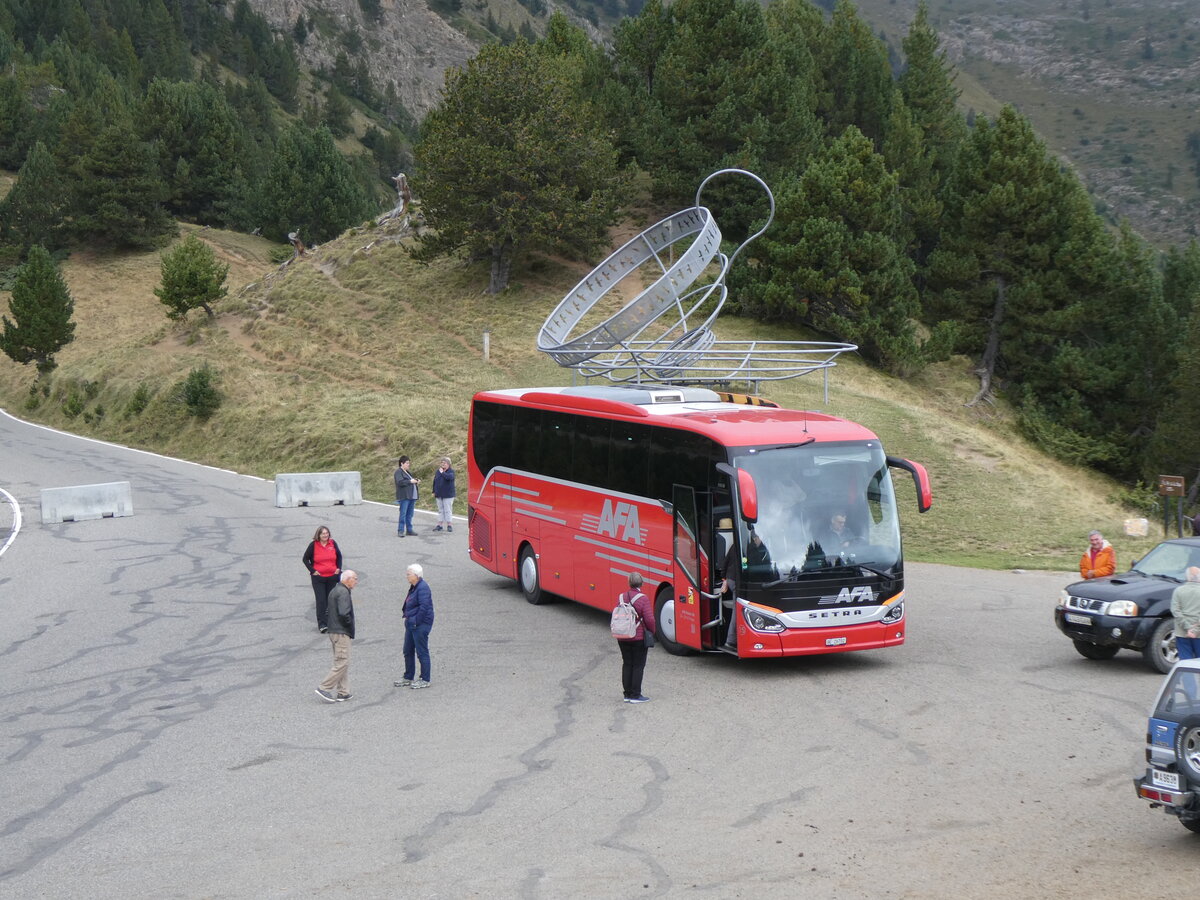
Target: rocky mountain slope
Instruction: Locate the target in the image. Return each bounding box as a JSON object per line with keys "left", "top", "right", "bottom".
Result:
{"left": 247, "top": 0, "right": 1199, "bottom": 246}
{"left": 858, "top": 0, "right": 1200, "bottom": 246}
{"left": 247, "top": 0, "right": 476, "bottom": 116}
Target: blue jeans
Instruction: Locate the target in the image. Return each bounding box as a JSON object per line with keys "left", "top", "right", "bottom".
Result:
{"left": 404, "top": 622, "right": 432, "bottom": 682}
{"left": 1176, "top": 636, "right": 1200, "bottom": 661}
{"left": 397, "top": 499, "right": 415, "bottom": 533}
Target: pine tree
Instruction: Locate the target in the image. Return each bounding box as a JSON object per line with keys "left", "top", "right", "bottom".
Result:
{"left": 896, "top": 1, "right": 967, "bottom": 271}
{"left": 928, "top": 107, "right": 1081, "bottom": 407}
{"left": 0, "top": 141, "right": 69, "bottom": 252}
{"left": 1163, "top": 240, "right": 1200, "bottom": 320}
{"left": 413, "top": 40, "right": 625, "bottom": 294}
{"left": 322, "top": 86, "right": 354, "bottom": 138}
{"left": 731, "top": 126, "right": 947, "bottom": 374}
{"left": 1147, "top": 293, "right": 1200, "bottom": 496}
{"left": 0, "top": 245, "right": 76, "bottom": 376}
{"left": 814, "top": 0, "right": 895, "bottom": 146}
{"left": 155, "top": 234, "right": 229, "bottom": 320}
{"left": 71, "top": 117, "right": 176, "bottom": 249}
{"left": 137, "top": 79, "right": 246, "bottom": 227}
{"left": 260, "top": 123, "right": 372, "bottom": 244}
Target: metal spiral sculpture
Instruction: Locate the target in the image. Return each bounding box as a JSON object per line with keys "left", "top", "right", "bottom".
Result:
{"left": 537, "top": 169, "right": 856, "bottom": 388}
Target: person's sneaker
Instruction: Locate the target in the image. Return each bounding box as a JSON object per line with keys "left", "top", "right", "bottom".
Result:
{"left": 446, "top": 525, "right": 453, "bottom": 533}
{"left": 434, "top": 525, "right": 443, "bottom": 532}
{"left": 397, "top": 531, "right": 405, "bottom": 537}
{"left": 411, "top": 680, "right": 431, "bottom": 690}
{"left": 336, "top": 692, "right": 353, "bottom": 702}
{"left": 406, "top": 530, "right": 418, "bottom": 536}
{"left": 623, "top": 697, "right": 634, "bottom": 703}
{"left": 627, "top": 695, "right": 651, "bottom": 703}
{"left": 394, "top": 679, "right": 413, "bottom": 687}
{"left": 315, "top": 688, "right": 337, "bottom": 703}
{"left": 319, "top": 626, "right": 328, "bottom": 633}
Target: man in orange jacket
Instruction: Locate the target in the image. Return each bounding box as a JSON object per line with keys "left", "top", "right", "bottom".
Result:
{"left": 1080, "top": 531, "right": 1116, "bottom": 580}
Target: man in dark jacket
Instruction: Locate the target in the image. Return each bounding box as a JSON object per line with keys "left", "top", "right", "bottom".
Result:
{"left": 316, "top": 570, "right": 357, "bottom": 703}
{"left": 394, "top": 456, "right": 419, "bottom": 536}
{"left": 396, "top": 563, "right": 434, "bottom": 689}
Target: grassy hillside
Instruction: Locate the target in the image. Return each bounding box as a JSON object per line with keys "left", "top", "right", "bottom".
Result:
{"left": 0, "top": 218, "right": 1169, "bottom": 572}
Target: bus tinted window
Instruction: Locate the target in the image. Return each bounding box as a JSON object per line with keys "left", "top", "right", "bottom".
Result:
{"left": 472, "top": 401, "right": 513, "bottom": 475}
{"left": 574, "top": 414, "right": 610, "bottom": 488}
{"left": 540, "top": 412, "right": 574, "bottom": 482}
{"left": 610, "top": 421, "right": 649, "bottom": 497}
{"left": 650, "top": 429, "right": 713, "bottom": 500}
{"left": 511, "top": 407, "right": 541, "bottom": 473}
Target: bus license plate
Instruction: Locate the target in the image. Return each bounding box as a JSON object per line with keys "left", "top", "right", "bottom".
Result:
{"left": 1152, "top": 769, "right": 1180, "bottom": 790}
{"left": 1064, "top": 613, "right": 1092, "bottom": 626}
{"left": 826, "top": 636, "right": 847, "bottom": 646}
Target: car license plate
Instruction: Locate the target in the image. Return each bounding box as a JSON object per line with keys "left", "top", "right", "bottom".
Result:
{"left": 826, "top": 636, "right": 847, "bottom": 646}
{"left": 1152, "top": 769, "right": 1180, "bottom": 790}
{"left": 1065, "top": 613, "right": 1092, "bottom": 626}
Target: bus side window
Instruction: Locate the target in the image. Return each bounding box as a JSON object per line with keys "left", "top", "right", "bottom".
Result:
{"left": 472, "top": 401, "right": 513, "bottom": 475}
{"left": 610, "top": 421, "right": 649, "bottom": 498}
{"left": 511, "top": 407, "right": 541, "bottom": 474}
{"left": 575, "top": 415, "right": 610, "bottom": 489}
{"left": 539, "top": 412, "right": 574, "bottom": 482}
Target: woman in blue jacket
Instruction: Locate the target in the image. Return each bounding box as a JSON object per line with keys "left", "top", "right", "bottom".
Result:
{"left": 397, "top": 563, "right": 434, "bottom": 689}
{"left": 432, "top": 457, "right": 456, "bottom": 532}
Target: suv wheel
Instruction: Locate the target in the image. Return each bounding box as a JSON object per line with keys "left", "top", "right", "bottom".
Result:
{"left": 1073, "top": 640, "right": 1119, "bottom": 660}
{"left": 1175, "top": 720, "right": 1200, "bottom": 783}
{"left": 1143, "top": 618, "right": 1177, "bottom": 674}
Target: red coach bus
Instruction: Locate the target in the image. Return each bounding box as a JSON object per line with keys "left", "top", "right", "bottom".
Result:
{"left": 467, "top": 385, "right": 931, "bottom": 658}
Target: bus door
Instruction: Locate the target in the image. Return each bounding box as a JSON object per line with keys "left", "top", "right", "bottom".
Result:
{"left": 671, "top": 484, "right": 703, "bottom": 650}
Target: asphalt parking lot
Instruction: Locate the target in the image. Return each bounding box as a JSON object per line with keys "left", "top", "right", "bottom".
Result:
{"left": 0, "top": 410, "right": 1196, "bottom": 899}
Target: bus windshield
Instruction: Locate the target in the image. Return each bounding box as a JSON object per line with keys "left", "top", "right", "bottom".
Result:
{"left": 730, "top": 442, "right": 901, "bottom": 581}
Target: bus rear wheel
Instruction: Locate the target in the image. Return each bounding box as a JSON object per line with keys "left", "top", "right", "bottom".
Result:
{"left": 519, "top": 545, "right": 548, "bottom": 605}
{"left": 655, "top": 587, "right": 692, "bottom": 656}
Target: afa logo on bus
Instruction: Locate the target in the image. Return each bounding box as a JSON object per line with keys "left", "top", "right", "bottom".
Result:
{"left": 597, "top": 499, "right": 642, "bottom": 544}
{"left": 818, "top": 585, "right": 876, "bottom": 605}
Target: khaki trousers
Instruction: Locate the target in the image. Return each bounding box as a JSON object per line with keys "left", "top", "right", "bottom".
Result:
{"left": 319, "top": 633, "right": 351, "bottom": 694}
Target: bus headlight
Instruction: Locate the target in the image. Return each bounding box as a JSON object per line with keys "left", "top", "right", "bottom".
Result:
{"left": 881, "top": 602, "right": 904, "bottom": 624}
{"left": 745, "top": 609, "right": 785, "bottom": 633}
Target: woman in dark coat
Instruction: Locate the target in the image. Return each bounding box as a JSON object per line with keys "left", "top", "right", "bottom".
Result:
{"left": 616, "top": 572, "right": 656, "bottom": 703}
{"left": 302, "top": 525, "right": 342, "bottom": 632}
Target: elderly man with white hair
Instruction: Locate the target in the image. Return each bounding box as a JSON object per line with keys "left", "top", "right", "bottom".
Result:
{"left": 396, "top": 563, "right": 435, "bottom": 689}
{"left": 316, "top": 570, "right": 358, "bottom": 703}
{"left": 1171, "top": 566, "right": 1200, "bottom": 661}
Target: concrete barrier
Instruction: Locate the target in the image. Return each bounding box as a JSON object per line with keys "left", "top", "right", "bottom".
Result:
{"left": 40, "top": 481, "right": 134, "bottom": 524}
{"left": 274, "top": 472, "right": 362, "bottom": 508}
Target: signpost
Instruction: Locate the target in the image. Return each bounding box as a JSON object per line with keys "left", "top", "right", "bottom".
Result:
{"left": 1159, "top": 475, "right": 1186, "bottom": 537}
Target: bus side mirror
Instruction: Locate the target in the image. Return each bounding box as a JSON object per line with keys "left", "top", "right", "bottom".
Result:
{"left": 886, "top": 456, "right": 932, "bottom": 513}
{"left": 737, "top": 468, "right": 758, "bottom": 523}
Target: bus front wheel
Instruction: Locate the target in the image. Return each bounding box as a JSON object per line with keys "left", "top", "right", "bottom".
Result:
{"left": 655, "top": 587, "right": 692, "bottom": 656}
{"left": 519, "top": 545, "right": 547, "bottom": 605}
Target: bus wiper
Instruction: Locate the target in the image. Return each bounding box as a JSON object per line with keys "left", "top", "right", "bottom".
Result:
{"left": 765, "top": 438, "right": 816, "bottom": 451}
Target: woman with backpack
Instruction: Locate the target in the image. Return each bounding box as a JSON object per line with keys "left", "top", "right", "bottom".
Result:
{"left": 614, "top": 572, "right": 656, "bottom": 704}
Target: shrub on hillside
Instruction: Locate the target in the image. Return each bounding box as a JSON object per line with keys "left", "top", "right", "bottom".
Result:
{"left": 177, "top": 365, "right": 222, "bottom": 419}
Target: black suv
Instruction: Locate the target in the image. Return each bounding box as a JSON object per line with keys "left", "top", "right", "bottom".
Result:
{"left": 1053, "top": 537, "right": 1200, "bottom": 673}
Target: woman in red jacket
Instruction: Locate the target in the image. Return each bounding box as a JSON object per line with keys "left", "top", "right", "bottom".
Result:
{"left": 302, "top": 525, "right": 343, "bottom": 632}
{"left": 616, "top": 572, "right": 656, "bottom": 704}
